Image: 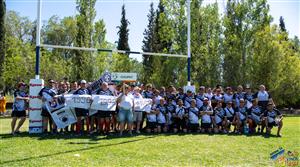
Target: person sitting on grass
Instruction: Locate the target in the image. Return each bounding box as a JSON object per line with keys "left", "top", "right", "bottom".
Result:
{"left": 212, "top": 101, "right": 226, "bottom": 134}
{"left": 173, "top": 99, "right": 187, "bottom": 133}
{"left": 264, "top": 102, "right": 283, "bottom": 137}
{"left": 235, "top": 99, "right": 248, "bottom": 134}
{"left": 146, "top": 102, "right": 158, "bottom": 133}
{"left": 199, "top": 98, "right": 213, "bottom": 133}
{"left": 223, "top": 101, "right": 236, "bottom": 133}
{"left": 247, "top": 99, "right": 265, "bottom": 134}
{"left": 11, "top": 82, "right": 29, "bottom": 135}
{"left": 187, "top": 99, "right": 200, "bottom": 133}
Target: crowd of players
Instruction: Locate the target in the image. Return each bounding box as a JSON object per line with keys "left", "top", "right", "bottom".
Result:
{"left": 11, "top": 79, "right": 283, "bottom": 137}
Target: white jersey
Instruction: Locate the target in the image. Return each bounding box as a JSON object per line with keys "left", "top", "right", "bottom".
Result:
{"left": 175, "top": 106, "right": 186, "bottom": 119}
{"left": 119, "top": 94, "right": 134, "bottom": 110}
{"left": 224, "top": 93, "right": 233, "bottom": 103}
{"left": 188, "top": 107, "right": 199, "bottom": 124}
{"left": 147, "top": 105, "right": 157, "bottom": 122}
{"left": 156, "top": 104, "right": 167, "bottom": 124}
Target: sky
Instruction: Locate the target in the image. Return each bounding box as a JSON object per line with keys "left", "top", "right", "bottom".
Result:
{"left": 6, "top": 0, "right": 300, "bottom": 61}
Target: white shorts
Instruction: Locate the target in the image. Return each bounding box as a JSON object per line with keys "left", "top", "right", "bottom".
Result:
{"left": 133, "top": 111, "right": 143, "bottom": 122}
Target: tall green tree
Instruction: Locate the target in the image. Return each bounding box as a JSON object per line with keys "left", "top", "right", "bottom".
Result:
{"left": 191, "top": 2, "right": 222, "bottom": 87}
{"left": 223, "top": 0, "right": 271, "bottom": 86}
{"left": 279, "top": 16, "right": 286, "bottom": 32}
{"left": 117, "top": 5, "right": 130, "bottom": 52}
{"left": 74, "top": 0, "right": 96, "bottom": 81}
{"left": 114, "top": 4, "right": 131, "bottom": 72}
{"left": 150, "top": 0, "right": 175, "bottom": 86}
{"left": 0, "top": 0, "right": 6, "bottom": 88}
{"left": 141, "top": 2, "right": 156, "bottom": 84}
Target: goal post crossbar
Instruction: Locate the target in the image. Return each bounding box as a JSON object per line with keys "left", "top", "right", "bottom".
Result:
{"left": 41, "top": 44, "right": 188, "bottom": 58}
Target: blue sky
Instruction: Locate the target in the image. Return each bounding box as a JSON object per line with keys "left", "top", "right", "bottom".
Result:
{"left": 7, "top": 0, "right": 300, "bottom": 61}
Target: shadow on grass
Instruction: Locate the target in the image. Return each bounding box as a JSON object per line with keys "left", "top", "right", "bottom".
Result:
{"left": 0, "top": 135, "right": 156, "bottom": 165}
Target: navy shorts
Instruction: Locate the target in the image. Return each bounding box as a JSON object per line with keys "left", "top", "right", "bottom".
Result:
{"left": 146, "top": 122, "right": 157, "bottom": 130}
{"left": 97, "top": 111, "right": 112, "bottom": 118}
{"left": 41, "top": 106, "right": 51, "bottom": 117}
{"left": 267, "top": 122, "right": 277, "bottom": 128}
{"left": 75, "top": 108, "right": 89, "bottom": 117}
{"left": 11, "top": 110, "right": 26, "bottom": 118}
{"left": 201, "top": 123, "right": 212, "bottom": 129}
{"left": 173, "top": 118, "right": 187, "bottom": 129}
{"left": 188, "top": 123, "right": 199, "bottom": 131}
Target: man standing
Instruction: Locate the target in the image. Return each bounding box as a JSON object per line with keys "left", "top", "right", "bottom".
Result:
{"left": 11, "top": 82, "right": 29, "bottom": 135}
{"left": 73, "top": 80, "right": 91, "bottom": 135}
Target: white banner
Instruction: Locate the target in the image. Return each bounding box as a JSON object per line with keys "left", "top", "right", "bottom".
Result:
{"left": 134, "top": 98, "right": 152, "bottom": 112}
{"left": 64, "top": 94, "right": 91, "bottom": 109}
{"left": 90, "top": 95, "right": 117, "bottom": 111}
{"left": 50, "top": 107, "right": 77, "bottom": 129}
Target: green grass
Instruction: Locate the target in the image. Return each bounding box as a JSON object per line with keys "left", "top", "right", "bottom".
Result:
{"left": 0, "top": 117, "right": 299, "bottom": 167}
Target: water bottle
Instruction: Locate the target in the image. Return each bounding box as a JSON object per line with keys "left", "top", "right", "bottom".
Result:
{"left": 244, "top": 122, "right": 249, "bottom": 134}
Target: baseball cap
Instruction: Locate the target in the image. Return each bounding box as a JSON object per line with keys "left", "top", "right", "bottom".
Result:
{"left": 18, "top": 82, "right": 26, "bottom": 87}
{"left": 80, "top": 80, "right": 87, "bottom": 84}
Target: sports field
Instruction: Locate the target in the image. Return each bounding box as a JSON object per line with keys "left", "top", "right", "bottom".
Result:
{"left": 0, "top": 117, "right": 299, "bottom": 167}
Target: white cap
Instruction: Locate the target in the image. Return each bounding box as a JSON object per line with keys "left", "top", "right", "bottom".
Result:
{"left": 80, "top": 80, "right": 87, "bottom": 84}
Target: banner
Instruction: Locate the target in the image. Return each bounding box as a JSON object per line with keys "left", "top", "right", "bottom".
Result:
{"left": 90, "top": 95, "right": 117, "bottom": 111}
{"left": 45, "top": 99, "right": 65, "bottom": 113}
{"left": 64, "top": 94, "right": 91, "bottom": 109}
{"left": 134, "top": 98, "right": 152, "bottom": 112}
{"left": 50, "top": 107, "right": 77, "bottom": 129}
{"left": 88, "top": 71, "right": 112, "bottom": 92}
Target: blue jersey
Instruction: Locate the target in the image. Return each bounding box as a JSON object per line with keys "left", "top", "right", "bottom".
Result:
{"left": 13, "top": 90, "right": 28, "bottom": 111}
{"left": 143, "top": 91, "right": 153, "bottom": 99}
{"left": 156, "top": 104, "right": 167, "bottom": 124}
{"left": 74, "top": 88, "right": 90, "bottom": 95}
{"left": 96, "top": 89, "right": 113, "bottom": 96}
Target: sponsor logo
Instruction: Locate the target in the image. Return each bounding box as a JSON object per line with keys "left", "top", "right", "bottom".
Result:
{"left": 30, "top": 83, "right": 44, "bottom": 87}
{"left": 270, "top": 147, "right": 299, "bottom": 166}
{"left": 30, "top": 96, "right": 40, "bottom": 99}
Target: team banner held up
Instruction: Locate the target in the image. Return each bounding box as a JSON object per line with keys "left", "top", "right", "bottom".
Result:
{"left": 134, "top": 98, "right": 152, "bottom": 113}
{"left": 50, "top": 107, "right": 77, "bottom": 129}
{"left": 64, "top": 94, "right": 92, "bottom": 109}
{"left": 90, "top": 95, "right": 117, "bottom": 111}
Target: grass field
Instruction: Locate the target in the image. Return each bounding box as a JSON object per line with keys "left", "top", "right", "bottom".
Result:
{"left": 0, "top": 117, "right": 299, "bottom": 167}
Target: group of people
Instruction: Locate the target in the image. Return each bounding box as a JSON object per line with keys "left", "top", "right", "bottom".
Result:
{"left": 11, "top": 79, "right": 283, "bottom": 137}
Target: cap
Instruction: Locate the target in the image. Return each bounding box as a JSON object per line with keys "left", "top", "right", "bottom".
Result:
{"left": 204, "top": 98, "right": 209, "bottom": 101}
{"left": 48, "top": 79, "right": 55, "bottom": 83}
{"left": 227, "top": 101, "right": 233, "bottom": 104}
{"left": 187, "top": 90, "right": 192, "bottom": 93}
{"left": 18, "top": 82, "right": 26, "bottom": 87}
{"left": 80, "top": 80, "right": 87, "bottom": 84}
{"left": 199, "top": 86, "right": 205, "bottom": 90}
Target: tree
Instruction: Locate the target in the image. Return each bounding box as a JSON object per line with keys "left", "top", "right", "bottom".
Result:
{"left": 141, "top": 2, "right": 156, "bottom": 84}
{"left": 279, "top": 16, "right": 286, "bottom": 32}
{"left": 222, "top": 0, "right": 272, "bottom": 86}
{"left": 114, "top": 4, "right": 131, "bottom": 72}
{"left": 191, "top": 2, "right": 222, "bottom": 87}
{"left": 117, "top": 5, "right": 130, "bottom": 52}
{"left": 74, "top": 0, "right": 96, "bottom": 81}
{"left": 0, "top": 0, "right": 6, "bottom": 88}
